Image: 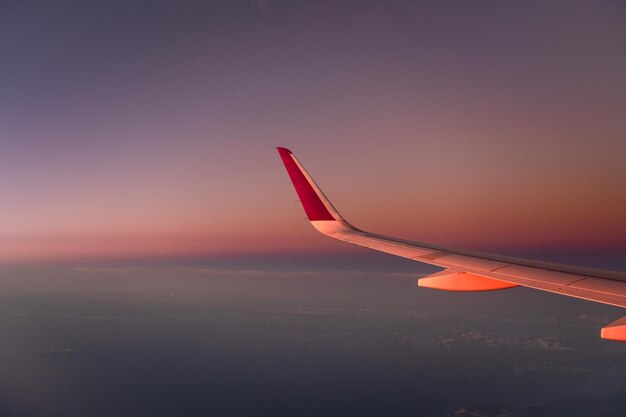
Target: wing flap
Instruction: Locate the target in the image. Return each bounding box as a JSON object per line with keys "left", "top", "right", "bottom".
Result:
{"left": 429, "top": 254, "right": 509, "bottom": 273}
{"left": 489, "top": 265, "right": 582, "bottom": 286}
{"left": 568, "top": 277, "right": 626, "bottom": 297}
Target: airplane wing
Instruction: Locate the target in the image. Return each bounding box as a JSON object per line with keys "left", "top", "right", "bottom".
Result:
{"left": 276, "top": 147, "right": 626, "bottom": 341}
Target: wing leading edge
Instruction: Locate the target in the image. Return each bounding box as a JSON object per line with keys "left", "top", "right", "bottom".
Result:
{"left": 277, "top": 147, "right": 626, "bottom": 342}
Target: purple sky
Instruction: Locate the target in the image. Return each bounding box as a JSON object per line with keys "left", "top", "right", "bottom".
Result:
{"left": 1, "top": 0, "right": 625, "bottom": 263}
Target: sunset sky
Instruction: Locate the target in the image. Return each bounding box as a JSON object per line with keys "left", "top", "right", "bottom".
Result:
{"left": 1, "top": 3, "right": 626, "bottom": 416}
{"left": 2, "top": 0, "right": 625, "bottom": 263}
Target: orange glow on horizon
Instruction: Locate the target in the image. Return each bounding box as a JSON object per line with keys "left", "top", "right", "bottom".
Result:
{"left": 2, "top": 0, "right": 624, "bottom": 264}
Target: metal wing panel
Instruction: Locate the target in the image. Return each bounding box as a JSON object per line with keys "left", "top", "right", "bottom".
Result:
{"left": 333, "top": 225, "right": 626, "bottom": 308}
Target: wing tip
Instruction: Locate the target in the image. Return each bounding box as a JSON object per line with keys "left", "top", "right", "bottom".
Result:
{"left": 277, "top": 147, "right": 293, "bottom": 156}
{"left": 277, "top": 146, "right": 337, "bottom": 222}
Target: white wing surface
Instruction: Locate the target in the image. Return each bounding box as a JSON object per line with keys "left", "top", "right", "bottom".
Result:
{"left": 277, "top": 147, "right": 626, "bottom": 341}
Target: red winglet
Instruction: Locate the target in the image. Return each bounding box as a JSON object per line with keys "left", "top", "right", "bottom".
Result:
{"left": 277, "top": 147, "right": 335, "bottom": 221}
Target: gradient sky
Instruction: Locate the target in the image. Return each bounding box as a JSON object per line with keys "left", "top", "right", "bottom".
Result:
{"left": 1, "top": 0, "right": 625, "bottom": 263}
